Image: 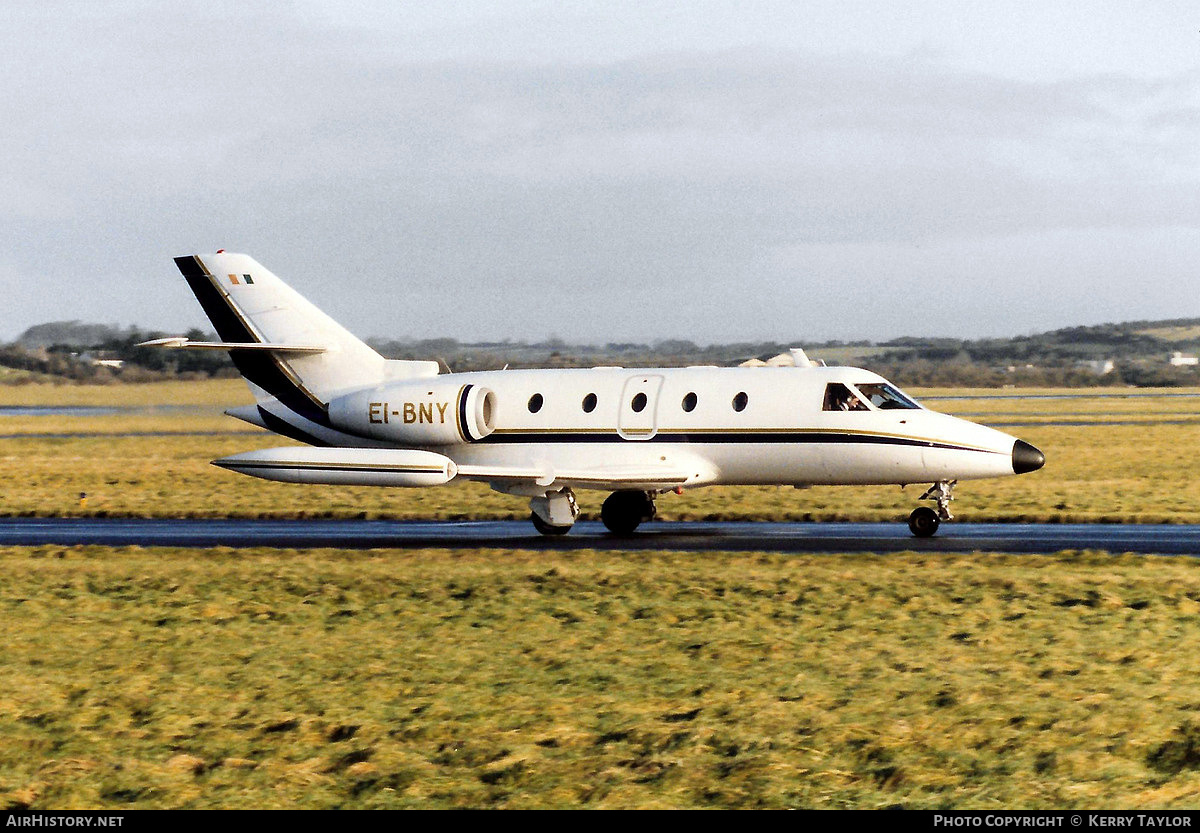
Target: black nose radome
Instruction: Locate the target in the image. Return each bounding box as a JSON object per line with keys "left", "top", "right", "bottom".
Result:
{"left": 1012, "top": 439, "right": 1045, "bottom": 474}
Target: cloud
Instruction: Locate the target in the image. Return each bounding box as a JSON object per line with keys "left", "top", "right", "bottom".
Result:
{"left": 2, "top": 4, "right": 1199, "bottom": 342}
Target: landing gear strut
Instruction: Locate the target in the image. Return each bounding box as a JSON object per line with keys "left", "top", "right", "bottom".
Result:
{"left": 601, "top": 490, "right": 657, "bottom": 535}
{"left": 530, "top": 488, "right": 579, "bottom": 536}
{"left": 908, "top": 480, "right": 956, "bottom": 538}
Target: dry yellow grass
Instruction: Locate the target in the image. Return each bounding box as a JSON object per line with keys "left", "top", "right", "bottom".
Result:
{"left": 3, "top": 546, "right": 1200, "bottom": 808}
{"left": 3, "top": 384, "right": 1200, "bottom": 809}
{"left": 1135, "top": 325, "right": 1200, "bottom": 342}
{"left": 0, "top": 379, "right": 249, "bottom": 408}
{"left": 0, "top": 382, "right": 1196, "bottom": 522}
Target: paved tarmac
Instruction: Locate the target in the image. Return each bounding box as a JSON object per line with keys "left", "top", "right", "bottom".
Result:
{"left": 1, "top": 518, "right": 1198, "bottom": 555}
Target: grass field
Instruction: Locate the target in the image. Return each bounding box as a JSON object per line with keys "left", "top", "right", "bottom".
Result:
{"left": 4, "top": 383, "right": 1200, "bottom": 809}
{"left": 7, "top": 384, "right": 1200, "bottom": 811}
{"left": 3, "top": 546, "right": 1200, "bottom": 809}
{"left": 2, "top": 380, "right": 1200, "bottom": 523}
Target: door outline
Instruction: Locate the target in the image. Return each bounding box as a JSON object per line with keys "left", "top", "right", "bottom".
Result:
{"left": 617, "top": 375, "right": 664, "bottom": 440}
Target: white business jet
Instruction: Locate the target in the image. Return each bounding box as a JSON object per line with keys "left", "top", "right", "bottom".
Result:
{"left": 144, "top": 252, "right": 1045, "bottom": 538}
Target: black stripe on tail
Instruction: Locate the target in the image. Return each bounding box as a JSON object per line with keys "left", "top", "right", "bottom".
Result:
{"left": 174, "top": 256, "right": 331, "bottom": 427}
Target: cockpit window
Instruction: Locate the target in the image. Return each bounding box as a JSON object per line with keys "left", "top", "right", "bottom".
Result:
{"left": 856, "top": 383, "right": 920, "bottom": 410}
{"left": 823, "top": 382, "right": 870, "bottom": 412}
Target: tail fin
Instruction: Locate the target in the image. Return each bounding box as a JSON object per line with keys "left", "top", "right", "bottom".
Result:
{"left": 173, "top": 252, "right": 430, "bottom": 424}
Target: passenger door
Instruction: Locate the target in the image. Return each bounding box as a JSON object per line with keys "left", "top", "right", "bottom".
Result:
{"left": 617, "top": 375, "right": 664, "bottom": 440}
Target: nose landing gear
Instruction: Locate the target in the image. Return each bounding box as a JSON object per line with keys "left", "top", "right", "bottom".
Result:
{"left": 908, "top": 480, "right": 956, "bottom": 538}
{"left": 530, "top": 488, "right": 580, "bottom": 536}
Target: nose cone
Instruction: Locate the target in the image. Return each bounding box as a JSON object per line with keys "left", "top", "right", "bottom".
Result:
{"left": 1012, "top": 439, "right": 1045, "bottom": 474}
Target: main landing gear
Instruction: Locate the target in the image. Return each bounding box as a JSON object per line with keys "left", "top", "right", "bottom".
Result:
{"left": 908, "top": 480, "right": 955, "bottom": 538}
{"left": 600, "top": 490, "right": 657, "bottom": 535}
{"left": 529, "top": 488, "right": 579, "bottom": 536}
{"left": 528, "top": 488, "right": 659, "bottom": 536}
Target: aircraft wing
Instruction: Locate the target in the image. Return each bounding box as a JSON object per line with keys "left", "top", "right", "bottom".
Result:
{"left": 455, "top": 461, "right": 704, "bottom": 490}
{"left": 213, "top": 445, "right": 714, "bottom": 491}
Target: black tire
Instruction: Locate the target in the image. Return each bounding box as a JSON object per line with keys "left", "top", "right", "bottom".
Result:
{"left": 530, "top": 512, "right": 572, "bottom": 536}
{"left": 601, "top": 491, "right": 655, "bottom": 535}
{"left": 908, "top": 506, "right": 940, "bottom": 538}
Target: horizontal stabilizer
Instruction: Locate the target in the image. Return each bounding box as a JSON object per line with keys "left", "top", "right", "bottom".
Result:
{"left": 138, "top": 336, "right": 327, "bottom": 354}
{"left": 224, "top": 404, "right": 267, "bottom": 429}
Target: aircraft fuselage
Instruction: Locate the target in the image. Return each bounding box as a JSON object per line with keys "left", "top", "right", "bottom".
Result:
{"left": 234, "top": 364, "right": 1033, "bottom": 492}
{"left": 157, "top": 251, "right": 1045, "bottom": 537}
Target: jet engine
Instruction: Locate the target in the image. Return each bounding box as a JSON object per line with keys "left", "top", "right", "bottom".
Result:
{"left": 328, "top": 381, "right": 496, "bottom": 445}
{"left": 214, "top": 446, "right": 458, "bottom": 487}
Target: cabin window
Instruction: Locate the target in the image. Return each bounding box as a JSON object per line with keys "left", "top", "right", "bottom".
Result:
{"left": 682, "top": 392, "right": 697, "bottom": 412}
{"left": 528, "top": 393, "right": 544, "bottom": 413}
{"left": 823, "top": 383, "right": 869, "bottom": 412}
{"left": 856, "top": 383, "right": 919, "bottom": 410}
{"left": 631, "top": 392, "right": 648, "bottom": 413}
{"left": 582, "top": 393, "right": 597, "bottom": 413}
{"left": 732, "top": 391, "right": 748, "bottom": 412}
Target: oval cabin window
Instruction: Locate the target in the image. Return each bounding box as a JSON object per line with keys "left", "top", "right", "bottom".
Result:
{"left": 582, "top": 393, "right": 597, "bottom": 413}
{"left": 528, "top": 393, "right": 544, "bottom": 413}
{"left": 682, "top": 392, "right": 698, "bottom": 412}
{"left": 631, "top": 392, "right": 648, "bottom": 413}
{"left": 732, "top": 391, "right": 748, "bottom": 412}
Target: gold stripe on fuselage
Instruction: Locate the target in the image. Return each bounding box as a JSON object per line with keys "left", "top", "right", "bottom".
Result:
{"left": 231, "top": 462, "right": 446, "bottom": 473}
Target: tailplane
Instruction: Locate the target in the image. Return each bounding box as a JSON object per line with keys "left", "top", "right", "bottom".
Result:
{"left": 166, "top": 252, "right": 437, "bottom": 425}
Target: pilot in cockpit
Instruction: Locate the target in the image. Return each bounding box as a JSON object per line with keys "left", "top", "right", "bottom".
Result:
{"left": 823, "top": 382, "right": 869, "bottom": 412}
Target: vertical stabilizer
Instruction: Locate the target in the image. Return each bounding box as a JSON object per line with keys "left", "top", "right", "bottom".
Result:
{"left": 174, "top": 252, "right": 401, "bottom": 424}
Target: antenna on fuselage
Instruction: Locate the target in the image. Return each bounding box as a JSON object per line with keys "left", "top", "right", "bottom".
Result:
{"left": 737, "top": 347, "right": 818, "bottom": 368}
{"left": 789, "top": 347, "right": 813, "bottom": 368}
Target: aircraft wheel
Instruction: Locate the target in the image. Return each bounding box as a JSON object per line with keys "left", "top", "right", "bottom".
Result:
{"left": 602, "top": 491, "right": 655, "bottom": 535}
{"left": 907, "top": 506, "right": 940, "bottom": 538}
{"left": 530, "top": 512, "right": 572, "bottom": 536}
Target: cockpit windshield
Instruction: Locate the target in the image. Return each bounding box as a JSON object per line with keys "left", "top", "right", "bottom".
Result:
{"left": 823, "top": 382, "right": 870, "bottom": 411}
{"left": 822, "top": 381, "right": 920, "bottom": 411}
{"left": 855, "top": 383, "right": 920, "bottom": 410}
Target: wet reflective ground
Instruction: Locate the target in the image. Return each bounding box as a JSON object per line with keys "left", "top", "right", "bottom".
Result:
{"left": 2, "top": 517, "right": 1200, "bottom": 555}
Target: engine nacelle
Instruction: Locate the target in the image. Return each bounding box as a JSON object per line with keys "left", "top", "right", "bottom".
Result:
{"left": 328, "top": 381, "right": 496, "bottom": 445}
{"left": 214, "top": 446, "right": 457, "bottom": 487}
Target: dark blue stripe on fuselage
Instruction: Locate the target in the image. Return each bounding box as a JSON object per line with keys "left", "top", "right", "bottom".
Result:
{"left": 257, "top": 406, "right": 331, "bottom": 447}
{"left": 458, "top": 384, "right": 475, "bottom": 442}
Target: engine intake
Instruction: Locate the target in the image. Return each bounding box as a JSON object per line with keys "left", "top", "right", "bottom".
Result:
{"left": 329, "top": 381, "right": 496, "bottom": 445}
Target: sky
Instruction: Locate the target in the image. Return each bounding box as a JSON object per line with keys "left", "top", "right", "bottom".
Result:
{"left": 3, "top": 1, "right": 1200, "bottom": 345}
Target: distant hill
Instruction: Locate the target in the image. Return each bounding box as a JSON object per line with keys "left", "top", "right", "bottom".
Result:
{"left": 19, "top": 316, "right": 1200, "bottom": 362}
{"left": 874, "top": 319, "right": 1200, "bottom": 365}
{"left": 5, "top": 316, "right": 1200, "bottom": 387}
{"left": 15, "top": 321, "right": 137, "bottom": 349}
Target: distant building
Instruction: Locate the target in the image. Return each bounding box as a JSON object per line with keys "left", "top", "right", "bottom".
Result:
{"left": 1170, "top": 351, "right": 1198, "bottom": 367}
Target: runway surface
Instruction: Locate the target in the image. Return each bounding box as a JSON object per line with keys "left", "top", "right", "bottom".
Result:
{"left": 1, "top": 517, "right": 1199, "bottom": 555}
